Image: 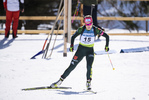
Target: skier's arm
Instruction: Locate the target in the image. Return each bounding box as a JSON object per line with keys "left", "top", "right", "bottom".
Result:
{"left": 95, "top": 28, "right": 109, "bottom": 47}
{"left": 102, "top": 32, "right": 109, "bottom": 47}
{"left": 69, "top": 28, "right": 81, "bottom": 52}
{"left": 95, "top": 27, "right": 109, "bottom": 51}
{"left": 70, "top": 27, "right": 82, "bottom": 46}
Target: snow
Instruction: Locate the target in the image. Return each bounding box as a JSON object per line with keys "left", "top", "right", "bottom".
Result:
{"left": 0, "top": 34, "right": 149, "bottom": 100}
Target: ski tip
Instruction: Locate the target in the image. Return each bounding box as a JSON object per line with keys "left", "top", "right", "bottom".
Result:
{"left": 84, "top": 89, "right": 97, "bottom": 94}
{"left": 22, "top": 89, "right": 27, "bottom": 91}
{"left": 87, "top": 90, "right": 97, "bottom": 94}
{"left": 30, "top": 57, "right": 36, "bottom": 59}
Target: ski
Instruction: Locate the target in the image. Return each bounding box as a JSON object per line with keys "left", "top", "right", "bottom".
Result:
{"left": 22, "top": 86, "right": 72, "bottom": 91}
{"left": 30, "top": 50, "right": 45, "bottom": 59}
{"left": 83, "top": 89, "right": 97, "bottom": 94}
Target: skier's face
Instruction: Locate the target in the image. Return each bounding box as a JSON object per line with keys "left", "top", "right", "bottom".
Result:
{"left": 85, "top": 22, "right": 93, "bottom": 30}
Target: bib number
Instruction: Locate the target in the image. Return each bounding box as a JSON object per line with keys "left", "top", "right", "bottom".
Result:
{"left": 84, "top": 37, "right": 91, "bottom": 42}
{"left": 80, "top": 35, "right": 94, "bottom": 45}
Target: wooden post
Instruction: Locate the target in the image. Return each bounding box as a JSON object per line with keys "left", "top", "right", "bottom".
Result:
{"left": 146, "top": 21, "right": 148, "bottom": 33}
{"left": 63, "top": 0, "right": 71, "bottom": 57}
{"left": 67, "top": 0, "right": 71, "bottom": 43}
{"left": 63, "top": 0, "right": 68, "bottom": 57}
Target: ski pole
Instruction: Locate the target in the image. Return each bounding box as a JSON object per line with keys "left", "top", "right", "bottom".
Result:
{"left": 47, "top": 8, "right": 64, "bottom": 59}
{"left": 107, "top": 52, "right": 115, "bottom": 70}
{"left": 76, "top": 2, "right": 80, "bottom": 16}
{"left": 42, "top": 1, "right": 64, "bottom": 59}
{"left": 72, "top": 3, "right": 80, "bottom": 23}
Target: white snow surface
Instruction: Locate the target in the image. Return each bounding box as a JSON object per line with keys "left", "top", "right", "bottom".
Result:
{"left": 0, "top": 34, "right": 149, "bottom": 100}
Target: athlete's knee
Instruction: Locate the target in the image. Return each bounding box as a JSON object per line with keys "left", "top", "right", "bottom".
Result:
{"left": 70, "top": 56, "right": 79, "bottom": 66}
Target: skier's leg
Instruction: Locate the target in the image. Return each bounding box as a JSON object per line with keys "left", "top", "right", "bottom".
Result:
{"left": 86, "top": 54, "right": 94, "bottom": 80}
{"left": 50, "top": 45, "right": 85, "bottom": 87}
{"left": 5, "top": 10, "right": 12, "bottom": 38}
{"left": 61, "top": 48, "right": 84, "bottom": 79}
{"left": 12, "top": 11, "right": 20, "bottom": 38}
{"left": 86, "top": 48, "right": 94, "bottom": 90}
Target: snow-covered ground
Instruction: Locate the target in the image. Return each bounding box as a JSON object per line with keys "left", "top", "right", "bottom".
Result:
{"left": 0, "top": 34, "right": 149, "bottom": 100}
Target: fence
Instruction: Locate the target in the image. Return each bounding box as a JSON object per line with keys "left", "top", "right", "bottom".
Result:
{"left": 0, "top": 16, "right": 149, "bottom": 35}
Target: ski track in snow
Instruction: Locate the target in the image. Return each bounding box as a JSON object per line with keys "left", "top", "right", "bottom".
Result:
{"left": 0, "top": 34, "right": 149, "bottom": 100}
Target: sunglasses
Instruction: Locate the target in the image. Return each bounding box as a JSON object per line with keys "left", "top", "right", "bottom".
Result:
{"left": 85, "top": 23, "right": 92, "bottom": 26}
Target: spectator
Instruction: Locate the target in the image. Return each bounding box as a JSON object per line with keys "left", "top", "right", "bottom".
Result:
{"left": 3, "top": 0, "right": 24, "bottom": 38}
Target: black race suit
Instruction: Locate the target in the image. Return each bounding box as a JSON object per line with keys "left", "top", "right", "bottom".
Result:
{"left": 61, "top": 25, "right": 109, "bottom": 80}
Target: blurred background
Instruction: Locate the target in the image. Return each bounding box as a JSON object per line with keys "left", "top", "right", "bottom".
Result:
{"left": 0, "top": 0, "right": 149, "bottom": 32}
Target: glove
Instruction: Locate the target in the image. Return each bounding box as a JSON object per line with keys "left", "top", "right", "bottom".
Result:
{"left": 69, "top": 44, "right": 74, "bottom": 52}
{"left": 105, "top": 46, "right": 109, "bottom": 52}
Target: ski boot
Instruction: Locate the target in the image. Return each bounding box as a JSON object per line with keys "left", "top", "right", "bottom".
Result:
{"left": 50, "top": 77, "right": 64, "bottom": 88}
{"left": 86, "top": 79, "right": 91, "bottom": 90}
